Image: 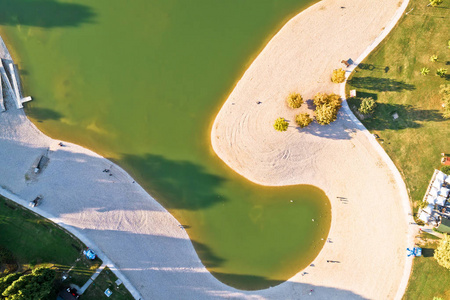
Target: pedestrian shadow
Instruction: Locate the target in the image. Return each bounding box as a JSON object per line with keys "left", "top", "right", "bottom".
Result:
{"left": 0, "top": 0, "right": 95, "bottom": 28}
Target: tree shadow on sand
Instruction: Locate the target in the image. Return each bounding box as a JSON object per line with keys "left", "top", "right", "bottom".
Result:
{"left": 84, "top": 229, "right": 368, "bottom": 297}
{"left": 119, "top": 153, "right": 226, "bottom": 210}
{"left": 347, "top": 77, "right": 416, "bottom": 92}
{"left": 294, "top": 104, "right": 356, "bottom": 140}
{"left": 0, "top": 0, "right": 95, "bottom": 28}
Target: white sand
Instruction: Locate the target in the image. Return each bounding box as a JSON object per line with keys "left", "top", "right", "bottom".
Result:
{"left": 211, "top": 0, "right": 415, "bottom": 299}
{"left": 0, "top": 0, "right": 414, "bottom": 299}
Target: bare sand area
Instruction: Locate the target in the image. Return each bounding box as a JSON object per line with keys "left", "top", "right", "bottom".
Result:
{"left": 0, "top": 0, "right": 413, "bottom": 299}
{"left": 211, "top": 0, "right": 414, "bottom": 299}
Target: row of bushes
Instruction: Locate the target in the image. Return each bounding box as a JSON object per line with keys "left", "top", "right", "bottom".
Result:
{"left": 274, "top": 92, "right": 342, "bottom": 131}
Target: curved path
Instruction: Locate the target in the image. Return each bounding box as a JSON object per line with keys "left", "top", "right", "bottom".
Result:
{"left": 211, "top": 0, "right": 416, "bottom": 299}
{"left": 0, "top": 0, "right": 414, "bottom": 299}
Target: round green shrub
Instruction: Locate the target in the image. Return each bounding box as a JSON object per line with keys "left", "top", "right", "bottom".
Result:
{"left": 315, "top": 105, "right": 338, "bottom": 125}
{"left": 273, "top": 117, "right": 289, "bottom": 132}
{"left": 436, "top": 68, "right": 448, "bottom": 78}
{"left": 295, "top": 113, "right": 313, "bottom": 128}
{"left": 358, "top": 97, "right": 376, "bottom": 115}
{"left": 286, "top": 93, "right": 304, "bottom": 109}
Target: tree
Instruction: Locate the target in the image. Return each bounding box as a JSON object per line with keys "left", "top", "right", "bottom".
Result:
{"left": 443, "top": 97, "right": 450, "bottom": 118}
{"left": 313, "top": 93, "right": 342, "bottom": 125}
{"left": 441, "top": 165, "right": 450, "bottom": 175}
{"left": 295, "top": 113, "right": 313, "bottom": 128}
{"left": 0, "top": 273, "right": 21, "bottom": 294}
{"left": 315, "top": 105, "right": 338, "bottom": 125}
{"left": 428, "top": 0, "right": 443, "bottom": 6}
{"left": 313, "top": 93, "right": 342, "bottom": 109}
{"left": 2, "top": 267, "right": 55, "bottom": 300}
{"left": 286, "top": 93, "right": 304, "bottom": 109}
{"left": 331, "top": 68, "right": 346, "bottom": 83}
{"left": 436, "top": 68, "right": 447, "bottom": 78}
{"left": 441, "top": 85, "right": 450, "bottom": 118}
{"left": 441, "top": 84, "right": 450, "bottom": 97}
{"left": 434, "top": 234, "right": 450, "bottom": 270}
{"left": 420, "top": 67, "right": 430, "bottom": 75}
{"left": 327, "top": 93, "right": 342, "bottom": 109}
{"left": 273, "top": 117, "right": 289, "bottom": 132}
{"left": 359, "top": 97, "right": 376, "bottom": 115}
{"left": 430, "top": 54, "right": 438, "bottom": 62}
{"left": 313, "top": 93, "right": 329, "bottom": 106}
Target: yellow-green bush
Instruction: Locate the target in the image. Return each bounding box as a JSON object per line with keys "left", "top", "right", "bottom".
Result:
{"left": 295, "top": 113, "right": 313, "bottom": 128}
{"left": 273, "top": 117, "right": 289, "bottom": 132}
{"left": 331, "top": 68, "right": 346, "bottom": 83}
{"left": 286, "top": 93, "right": 304, "bottom": 109}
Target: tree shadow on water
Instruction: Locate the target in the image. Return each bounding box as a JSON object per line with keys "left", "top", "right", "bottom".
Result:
{"left": 119, "top": 153, "right": 227, "bottom": 210}
{"left": 191, "top": 240, "right": 226, "bottom": 269}
{"left": 0, "top": 0, "right": 95, "bottom": 28}
{"left": 211, "top": 272, "right": 286, "bottom": 291}
{"left": 25, "top": 106, "right": 63, "bottom": 121}
{"left": 348, "top": 76, "right": 416, "bottom": 92}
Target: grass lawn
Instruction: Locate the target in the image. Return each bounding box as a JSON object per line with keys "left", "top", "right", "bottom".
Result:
{"left": 0, "top": 195, "right": 101, "bottom": 288}
{"left": 403, "top": 232, "right": 450, "bottom": 300}
{"left": 345, "top": 0, "right": 450, "bottom": 298}
{"left": 82, "top": 267, "right": 134, "bottom": 300}
{"left": 346, "top": 0, "right": 450, "bottom": 212}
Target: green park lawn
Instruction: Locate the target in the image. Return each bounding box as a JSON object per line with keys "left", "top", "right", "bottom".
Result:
{"left": 403, "top": 232, "right": 450, "bottom": 300}
{"left": 346, "top": 0, "right": 450, "bottom": 211}
{"left": 345, "top": 0, "right": 450, "bottom": 298}
{"left": 0, "top": 195, "right": 101, "bottom": 290}
{"left": 82, "top": 267, "right": 134, "bottom": 300}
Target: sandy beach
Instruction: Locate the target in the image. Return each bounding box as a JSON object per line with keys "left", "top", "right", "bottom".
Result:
{"left": 211, "top": 0, "right": 414, "bottom": 298}
{"left": 0, "top": 0, "right": 414, "bottom": 299}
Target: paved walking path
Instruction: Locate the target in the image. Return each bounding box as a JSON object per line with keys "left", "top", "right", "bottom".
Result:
{"left": 79, "top": 263, "right": 107, "bottom": 294}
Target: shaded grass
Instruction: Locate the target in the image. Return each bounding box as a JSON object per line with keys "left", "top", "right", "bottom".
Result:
{"left": 0, "top": 195, "right": 100, "bottom": 286}
{"left": 346, "top": 0, "right": 450, "bottom": 299}
{"left": 403, "top": 233, "right": 450, "bottom": 300}
{"left": 346, "top": 0, "right": 450, "bottom": 211}
{"left": 82, "top": 267, "right": 134, "bottom": 300}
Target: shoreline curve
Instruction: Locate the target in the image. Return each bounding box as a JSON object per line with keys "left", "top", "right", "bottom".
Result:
{"left": 0, "top": 0, "right": 414, "bottom": 299}
{"left": 211, "top": 0, "right": 415, "bottom": 299}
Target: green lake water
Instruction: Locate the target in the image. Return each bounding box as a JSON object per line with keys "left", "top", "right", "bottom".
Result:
{"left": 0, "top": 0, "right": 331, "bottom": 290}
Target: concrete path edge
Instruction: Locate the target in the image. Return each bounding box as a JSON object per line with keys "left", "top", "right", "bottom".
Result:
{"left": 0, "top": 187, "right": 144, "bottom": 300}
{"left": 339, "top": 0, "right": 417, "bottom": 299}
